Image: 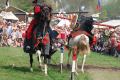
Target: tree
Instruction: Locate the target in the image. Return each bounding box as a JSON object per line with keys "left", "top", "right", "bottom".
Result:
{"left": 0, "top": 0, "right": 120, "bottom": 18}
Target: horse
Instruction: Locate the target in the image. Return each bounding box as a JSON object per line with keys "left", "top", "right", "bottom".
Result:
{"left": 23, "top": 3, "right": 57, "bottom": 75}
{"left": 67, "top": 16, "right": 94, "bottom": 73}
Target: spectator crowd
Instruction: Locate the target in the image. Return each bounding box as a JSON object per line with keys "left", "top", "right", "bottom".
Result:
{"left": 91, "top": 28, "right": 120, "bottom": 57}
{"left": 0, "top": 16, "right": 120, "bottom": 58}
{"left": 0, "top": 20, "right": 27, "bottom": 47}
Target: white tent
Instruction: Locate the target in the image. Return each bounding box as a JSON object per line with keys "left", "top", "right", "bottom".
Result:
{"left": 92, "top": 13, "right": 100, "bottom": 18}
{"left": 0, "top": 11, "right": 19, "bottom": 20}
{"left": 0, "top": 14, "right": 2, "bottom": 17}
{"left": 0, "top": 14, "right": 3, "bottom": 20}
{"left": 101, "top": 20, "right": 120, "bottom": 27}
{"left": 93, "top": 25, "right": 108, "bottom": 29}
{"left": 57, "top": 19, "right": 71, "bottom": 27}
{"left": 94, "top": 20, "right": 120, "bottom": 29}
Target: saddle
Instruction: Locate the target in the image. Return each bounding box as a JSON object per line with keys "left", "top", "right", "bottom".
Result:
{"left": 70, "top": 30, "right": 90, "bottom": 38}
{"left": 23, "top": 32, "right": 50, "bottom": 54}
{"left": 68, "top": 30, "right": 93, "bottom": 46}
{"left": 34, "top": 32, "right": 50, "bottom": 48}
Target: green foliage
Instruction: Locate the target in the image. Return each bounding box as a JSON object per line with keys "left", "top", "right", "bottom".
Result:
{"left": 101, "top": 0, "right": 120, "bottom": 18}
{"left": 99, "top": 9, "right": 108, "bottom": 20}
{"left": 10, "top": 0, "right": 33, "bottom": 12}
{"left": 0, "top": 0, "right": 120, "bottom": 17}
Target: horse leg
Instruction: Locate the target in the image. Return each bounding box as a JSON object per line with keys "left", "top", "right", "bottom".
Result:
{"left": 75, "top": 50, "right": 79, "bottom": 75}
{"left": 43, "top": 44, "right": 50, "bottom": 76}
{"left": 67, "top": 48, "right": 72, "bottom": 67}
{"left": 29, "top": 53, "right": 33, "bottom": 72}
{"left": 71, "top": 46, "right": 78, "bottom": 80}
{"left": 43, "top": 55, "right": 48, "bottom": 76}
{"left": 45, "top": 63, "right": 47, "bottom": 76}
{"left": 81, "top": 54, "right": 87, "bottom": 73}
{"left": 60, "top": 46, "right": 64, "bottom": 73}
{"left": 36, "top": 50, "right": 42, "bottom": 67}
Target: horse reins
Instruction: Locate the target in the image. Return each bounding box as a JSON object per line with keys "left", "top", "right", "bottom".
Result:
{"left": 34, "top": 21, "right": 48, "bottom": 48}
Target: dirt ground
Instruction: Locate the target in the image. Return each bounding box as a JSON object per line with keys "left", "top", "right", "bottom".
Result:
{"left": 87, "top": 68, "right": 120, "bottom": 80}
{"left": 50, "top": 64, "right": 120, "bottom": 80}
{"left": 72, "top": 65, "right": 120, "bottom": 80}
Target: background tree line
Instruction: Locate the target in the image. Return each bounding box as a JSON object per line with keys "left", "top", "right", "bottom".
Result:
{"left": 0, "top": 0, "right": 120, "bottom": 18}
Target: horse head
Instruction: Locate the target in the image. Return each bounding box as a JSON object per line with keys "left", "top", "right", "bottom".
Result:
{"left": 34, "top": 4, "right": 52, "bottom": 21}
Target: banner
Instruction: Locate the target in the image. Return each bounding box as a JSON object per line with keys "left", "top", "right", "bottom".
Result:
{"left": 96, "top": 0, "right": 102, "bottom": 11}
{"left": 69, "top": 14, "right": 78, "bottom": 29}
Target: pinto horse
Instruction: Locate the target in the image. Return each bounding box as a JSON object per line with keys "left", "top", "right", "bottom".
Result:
{"left": 67, "top": 16, "right": 94, "bottom": 73}
{"left": 23, "top": 4, "right": 55, "bottom": 75}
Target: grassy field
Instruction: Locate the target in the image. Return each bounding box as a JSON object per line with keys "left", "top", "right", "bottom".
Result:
{"left": 0, "top": 47, "right": 120, "bottom": 80}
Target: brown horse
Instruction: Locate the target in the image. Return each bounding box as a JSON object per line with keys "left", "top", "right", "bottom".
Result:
{"left": 23, "top": 3, "right": 53, "bottom": 75}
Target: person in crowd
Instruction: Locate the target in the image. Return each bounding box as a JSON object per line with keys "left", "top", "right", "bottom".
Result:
{"left": 7, "top": 36, "right": 13, "bottom": 46}
{"left": 108, "top": 32, "right": 118, "bottom": 56}
{"left": 0, "top": 25, "right": 3, "bottom": 45}
{"left": 6, "top": 22, "right": 13, "bottom": 37}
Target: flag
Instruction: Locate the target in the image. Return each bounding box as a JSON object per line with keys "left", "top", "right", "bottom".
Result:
{"left": 96, "top": 0, "right": 102, "bottom": 11}
{"left": 5, "top": 0, "right": 9, "bottom": 9}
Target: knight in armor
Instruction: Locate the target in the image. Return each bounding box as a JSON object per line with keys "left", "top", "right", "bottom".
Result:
{"left": 26, "top": 0, "right": 52, "bottom": 39}
{"left": 24, "top": 0, "right": 58, "bottom": 53}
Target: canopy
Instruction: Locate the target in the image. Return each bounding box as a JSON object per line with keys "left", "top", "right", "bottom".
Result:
{"left": 0, "top": 14, "right": 2, "bottom": 17}
{"left": 92, "top": 13, "right": 100, "bottom": 18}
{"left": 101, "top": 20, "right": 120, "bottom": 27}
{"left": 0, "top": 14, "right": 3, "bottom": 20}
{"left": 57, "top": 19, "right": 71, "bottom": 27}
{"left": 0, "top": 11, "right": 19, "bottom": 20}
{"left": 93, "top": 25, "right": 108, "bottom": 29}
{"left": 94, "top": 20, "right": 120, "bottom": 29}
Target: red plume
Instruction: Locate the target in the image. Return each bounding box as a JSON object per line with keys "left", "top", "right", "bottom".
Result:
{"left": 34, "top": 5, "right": 41, "bottom": 14}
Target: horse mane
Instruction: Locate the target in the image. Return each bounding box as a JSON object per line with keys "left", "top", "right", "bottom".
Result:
{"left": 76, "top": 16, "right": 93, "bottom": 55}
{"left": 79, "top": 16, "right": 94, "bottom": 34}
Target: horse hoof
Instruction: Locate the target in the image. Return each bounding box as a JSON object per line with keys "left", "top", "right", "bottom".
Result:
{"left": 75, "top": 71, "right": 78, "bottom": 75}
{"left": 67, "top": 64, "right": 70, "bottom": 68}
{"left": 38, "top": 65, "right": 42, "bottom": 69}
{"left": 38, "top": 64, "right": 43, "bottom": 68}
{"left": 41, "top": 67, "right": 45, "bottom": 71}
{"left": 12, "top": 64, "right": 15, "bottom": 68}
{"left": 30, "top": 68, "right": 33, "bottom": 72}
{"left": 45, "top": 74, "right": 48, "bottom": 76}
{"left": 47, "top": 59, "right": 51, "bottom": 65}
{"left": 81, "top": 69, "right": 84, "bottom": 73}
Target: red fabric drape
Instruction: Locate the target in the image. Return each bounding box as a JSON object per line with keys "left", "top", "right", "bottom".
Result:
{"left": 26, "top": 19, "right": 38, "bottom": 39}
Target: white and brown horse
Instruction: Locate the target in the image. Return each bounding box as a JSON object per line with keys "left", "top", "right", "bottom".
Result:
{"left": 67, "top": 33, "right": 90, "bottom": 73}
{"left": 67, "top": 16, "right": 94, "bottom": 73}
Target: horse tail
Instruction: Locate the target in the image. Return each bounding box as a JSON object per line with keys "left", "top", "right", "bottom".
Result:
{"left": 77, "top": 35, "right": 90, "bottom": 56}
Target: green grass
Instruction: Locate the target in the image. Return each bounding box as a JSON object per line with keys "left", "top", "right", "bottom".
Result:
{"left": 0, "top": 47, "right": 120, "bottom": 80}
{"left": 86, "top": 52, "right": 120, "bottom": 68}
{"left": 53, "top": 50, "right": 120, "bottom": 68}
{"left": 0, "top": 47, "right": 92, "bottom": 80}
